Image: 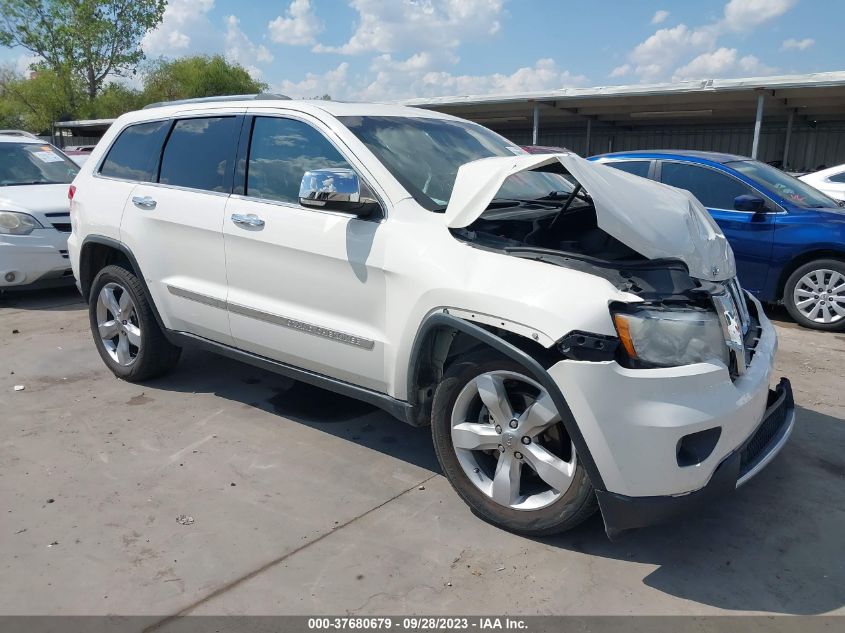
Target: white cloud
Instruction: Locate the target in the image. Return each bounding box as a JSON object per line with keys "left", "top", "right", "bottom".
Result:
{"left": 313, "top": 0, "right": 503, "bottom": 55}
{"left": 672, "top": 47, "right": 775, "bottom": 81}
{"left": 609, "top": 64, "right": 630, "bottom": 78}
{"left": 629, "top": 24, "right": 718, "bottom": 81}
{"left": 672, "top": 47, "right": 738, "bottom": 80}
{"left": 722, "top": 0, "right": 797, "bottom": 30}
{"left": 268, "top": 0, "right": 323, "bottom": 46}
{"left": 224, "top": 15, "right": 273, "bottom": 78}
{"left": 142, "top": 0, "right": 215, "bottom": 55}
{"left": 277, "top": 62, "right": 351, "bottom": 98}
{"left": 14, "top": 53, "right": 41, "bottom": 76}
{"left": 360, "top": 57, "right": 586, "bottom": 101}
{"left": 651, "top": 10, "right": 669, "bottom": 25}
{"left": 737, "top": 54, "right": 776, "bottom": 75}
{"left": 275, "top": 56, "right": 585, "bottom": 101}
{"left": 620, "top": 0, "right": 794, "bottom": 82}
{"left": 781, "top": 37, "right": 815, "bottom": 51}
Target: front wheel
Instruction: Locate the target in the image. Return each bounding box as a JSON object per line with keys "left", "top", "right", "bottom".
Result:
{"left": 784, "top": 259, "right": 845, "bottom": 331}
{"left": 431, "top": 354, "right": 597, "bottom": 536}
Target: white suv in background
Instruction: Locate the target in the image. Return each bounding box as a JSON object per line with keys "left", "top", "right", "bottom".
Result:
{"left": 68, "top": 96, "right": 794, "bottom": 538}
{"left": 1, "top": 133, "right": 79, "bottom": 289}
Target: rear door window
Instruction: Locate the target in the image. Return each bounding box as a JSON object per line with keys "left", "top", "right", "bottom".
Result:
{"left": 660, "top": 161, "right": 755, "bottom": 210}
{"left": 246, "top": 117, "right": 351, "bottom": 204}
{"left": 99, "top": 120, "right": 170, "bottom": 182}
{"left": 159, "top": 117, "right": 238, "bottom": 192}
{"left": 606, "top": 160, "right": 651, "bottom": 178}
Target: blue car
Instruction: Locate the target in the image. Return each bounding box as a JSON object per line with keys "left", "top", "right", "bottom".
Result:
{"left": 590, "top": 150, "right": 845, "bottom": 331}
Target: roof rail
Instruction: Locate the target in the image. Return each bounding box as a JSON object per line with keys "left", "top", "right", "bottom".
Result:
{"left": 0, "top": 129, "right": 40, "bottom": 139}
{"left": 142, "top": 93, "right": 292, "bottom": 110}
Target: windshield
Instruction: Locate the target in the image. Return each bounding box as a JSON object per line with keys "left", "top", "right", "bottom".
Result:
{"left": 0, "top": 142, "right": 79, "bottom": 186}
{"left": 338, "top": 115, "right": 577, "bottom": 211}
{"left": 728, "top": 160, "right": 840, "bottom": 209}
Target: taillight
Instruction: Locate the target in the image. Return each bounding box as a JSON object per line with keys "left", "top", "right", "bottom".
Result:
{"left": 68, "top": 185, "right": 76, "bottom": 201}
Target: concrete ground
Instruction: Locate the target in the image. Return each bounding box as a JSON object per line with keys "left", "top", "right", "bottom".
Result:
{"left": 1, "top": 287, "right": 843, "bottom": 619}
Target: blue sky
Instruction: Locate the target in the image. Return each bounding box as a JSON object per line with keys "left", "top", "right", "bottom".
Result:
{"left": 2, "top": 0, "right": 841, "bottom": 100}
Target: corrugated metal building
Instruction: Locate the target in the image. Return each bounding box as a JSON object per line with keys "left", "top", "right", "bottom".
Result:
{"left": 402, "top": 72, "right": 845, "bottom": 172}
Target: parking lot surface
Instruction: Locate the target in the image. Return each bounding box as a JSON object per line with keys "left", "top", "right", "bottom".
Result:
{"left": 1, "top": 287, "right": 844, "bottom": 619}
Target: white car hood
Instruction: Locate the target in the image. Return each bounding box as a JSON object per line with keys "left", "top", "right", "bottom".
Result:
{"left": 444, "top": 153, "right": 736, "bottom": 282}
{"left": 0, "top": 184, "right": 70, "bottom": 223}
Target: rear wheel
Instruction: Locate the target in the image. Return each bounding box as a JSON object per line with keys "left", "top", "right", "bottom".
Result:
{"left": 784, "top": 259, "right": 845, "bottom": 331}
{"left": 88, "top": 265, "right": 181, "bottom": 381}
{"left": 431, "top": 353, "right": 596, "bottom": 536}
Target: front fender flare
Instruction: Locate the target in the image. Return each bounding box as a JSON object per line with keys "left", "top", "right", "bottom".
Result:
{"left": 407, "top": 311, "right": 606, "bottom": 492}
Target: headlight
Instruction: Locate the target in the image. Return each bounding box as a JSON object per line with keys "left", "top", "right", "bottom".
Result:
{"left": 611, "top": 304, "right": 729, "bottom": 368}
{"left": 0, "top": 211, "right": 43, "bottom": 235}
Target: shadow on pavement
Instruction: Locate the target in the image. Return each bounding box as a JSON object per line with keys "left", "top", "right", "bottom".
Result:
{"left": 146, "top": 347, "right": 440, "bottom": 474}
{"left": 144, "top": 345, "right": 845, "bottom": 614}
{"left": 539, "top": 405, "right": 845, "bottom": 614}
{"left": 0, "top": 285, "right": 83, "bottom": 312}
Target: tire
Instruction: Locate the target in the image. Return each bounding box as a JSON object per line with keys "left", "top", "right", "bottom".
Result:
{"left": 431, "top": 352, "right": 597, "bottom": 536}
{"left": 783, "top": 259, "right": 845, "bottom": 331}
{"left": 88, "top": 264, "right": 181, "bottom": 381}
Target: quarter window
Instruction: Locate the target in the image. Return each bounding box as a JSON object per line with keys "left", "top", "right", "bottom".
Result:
{"left": 99, "top": 120, "right": 169, "bottom": 182}
{"left": 246, "top": 117, "right": 351, "bottom": 204}
{"left": 660, "top": 162, "right": 756, "bottom": 210}
{"left": 828, "top": 171, "right": 845, "bottom": 184}
{"left": 159, "top": 117, "right": 237, "bottom": 192}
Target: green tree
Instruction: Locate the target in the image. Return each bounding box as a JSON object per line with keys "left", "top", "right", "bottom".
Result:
{"left": 0, "top": 67, "right": 80, "bottom": 132}
{"left": 0, "top": 0, "right": 166, "bottom": 104}
{"left": 89, "top": 81, "right": 143, "bottom": 118}
{"left": 142, "top": 55, "right": 268, "bottom": 103}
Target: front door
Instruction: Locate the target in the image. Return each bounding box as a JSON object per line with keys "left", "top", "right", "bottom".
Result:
{"left": 658, "top": 160, "right": 776, "bottom": 294}
{"left": 223, "top": 115, "right": 389, "bottom": 392}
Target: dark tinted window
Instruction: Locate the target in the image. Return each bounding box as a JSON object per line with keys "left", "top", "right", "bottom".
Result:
{"left": 159, "top": 117, "right": 237, "bottom": 192}
{"left": 100, "top": 121, "right": 169, "bottom": 182}
{"left": 606, "top": 160, "right": 650, "bottom": 178}
{"left": 246, "top": 117, "right": 350, "bottom": 204}
{"left": 660, "top": 162, "right": 755, "bottom": 209}
{"left": 828, "top": 171, "right": 845, "bottom": 184}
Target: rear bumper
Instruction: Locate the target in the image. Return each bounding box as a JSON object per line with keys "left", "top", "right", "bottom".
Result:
{"left": 597, "top": 377, "right": 795, "bottom": 539}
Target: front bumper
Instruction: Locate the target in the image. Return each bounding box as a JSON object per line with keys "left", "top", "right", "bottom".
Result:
{"left": 596, "top": 378, "right": 794, "bottom": 538}
{"left": 546, "top": 294, "right": 794, "bottom": 536}
{"left": 0, "top": 229, "right": 73, "bottom": 289}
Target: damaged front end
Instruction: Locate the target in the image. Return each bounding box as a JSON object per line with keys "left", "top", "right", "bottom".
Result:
{"left": 445, "top": 152, "right": 754, "bottom": 377}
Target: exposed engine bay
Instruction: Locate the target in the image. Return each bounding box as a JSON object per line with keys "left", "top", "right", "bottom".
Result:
{"left": 452, "top": 198, "right": 708, "bottom": 301}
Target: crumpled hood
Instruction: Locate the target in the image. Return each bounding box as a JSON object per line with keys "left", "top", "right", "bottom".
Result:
{"left": 444, "top": 152, "right": 736, "bottom": 282}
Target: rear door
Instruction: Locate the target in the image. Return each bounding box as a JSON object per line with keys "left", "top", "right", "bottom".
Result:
{"left": 222, "top": 113, "right": 389, "bottom": 391}
{"left": 657, "top": 160, "right": 776, "bottom": 294}
{"left": 119, "top": 113, "right": 242, "bottom": 344}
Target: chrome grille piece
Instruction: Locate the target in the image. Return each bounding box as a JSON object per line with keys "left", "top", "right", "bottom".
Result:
{"left": 726, "top": 277, "right": 751, "bottom": 335}
{"left": 713, "top": 277, "right": 749, "bottom": 376}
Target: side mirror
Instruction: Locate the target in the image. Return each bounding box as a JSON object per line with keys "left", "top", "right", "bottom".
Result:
{"left": 299, "top": 168, "right": 380, "bottom": 218}
{"left": 734, "top": 195, "right": 766, "bottom": 212}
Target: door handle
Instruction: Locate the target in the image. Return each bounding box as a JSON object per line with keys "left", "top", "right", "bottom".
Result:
{"left": 231, "top": 213, "right": 265, "bottom": 228}
{"left": 132, "top": 195, "right": 157, "bottom": 209}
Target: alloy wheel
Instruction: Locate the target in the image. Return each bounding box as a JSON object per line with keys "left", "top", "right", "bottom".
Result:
{"left": 450, "top": 370, "right": 577, "bottom": 511}
{"left": 793, "top": 268, "right": 845, "bottom": 324}
{"left": 96, "top": 282, "right": 141, "bottom": 366}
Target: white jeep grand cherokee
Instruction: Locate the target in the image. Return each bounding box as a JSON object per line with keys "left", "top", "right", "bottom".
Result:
{"left": 68, "top": 96, "right": 794, "bottom": 538}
